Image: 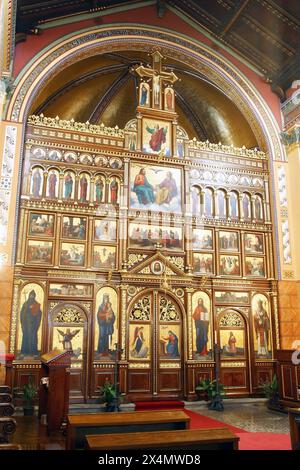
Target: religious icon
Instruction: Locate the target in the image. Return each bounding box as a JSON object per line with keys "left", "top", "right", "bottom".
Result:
{"left": 219, "top": 231, "right": 239, "bottom": 251}
{"left": 129, "top": 223, "right": 182, "bottom": 250}
{"left": 229, "top": 192, "right": 238, "bottom": 218}
{"left": 215, "top": 291, "right": 249, "bottom": 304}
{"left": 244, "top": 233, "right": 264, "bottom": 253}
{"left": 139, "top": 82, "right": 150, "bottom": 106}
{"left": 33, "top": 147, "right": 46, "bottom": 159}
{"left": 128, "top": 133, "right": 137, "bottom": 151}
{"left": 142, "top": 119, "right": 171, "bottom": 156}
{"left": 79, "top": 154, "right": 93, "bottom": 165}
{"left": 62, "top": 216, "right": 87, "bottom": 240}
{"left": 52, "top": 326, "right": 83, "bottom": 360}
{"left": 220, "top": 328, "right": 245, "bottom": 359}
{"left": 254, "top": 195, "right": 263, "bottom": 220}
{"left": 129, "top": 324, "right": 150, "bottom": 359}
{"left": 219, "top": 255, "right": 240, "bottom": 275}
{"left": 47, "top": 170, "right": 58, "bottom": 198}
{"left": 245, "top": 257, "right": 265, "bottom": 277}
{"left": 109, "top": 177, "right": 119, "bottom": 205}
{"left": 159, "top": 325, "right": 180, "bottom": 359}
{"left": 64, "top": 151, "right": 77, "bottom": 163}
{"left": 193, "top": 253, "right": 213, "bottom": 275}
{"left": 48, "top": 149, "right": 61, "bottom": 161}
{"left": 64, "top": 171, "right": 74, "bottom": 199}
{"left": 94, "top": 287, "right": 118, "bottom": 360}
{"left": 192, "top": 229, "right": 213, "bottom": 250}
{"left": 204, "top": 188, "right": 213, "bottom": 216}
{"left": 18, "top": 288, "right": 43, "bottom": 359}
{"left": 192, "top": 292, "right": 212, "bottom": 360}
{"left": 27, "top": 240, "right": 53, "bottom": 264}
{"left": 29, "top": 213, "right": 54, "bottom": 237}
{"left": 95, "top": 176, "right": 105, "bottom": 204}
{"left": 79, "top": 173, "right": 89, "bottom": 203}
{"left": 153, "top": 74, "right": 160, "bottom": 106}
{"left": 130, "top": 164, "right": 182, "bottom": 213}
{"left": 110, "top": 158, "right": 122, "bottom": 169}
{"left": 164, "top": 86, "right": 174, "bottom": 111}
{"left": 49, "top": 283, "right": 92, "bottom": 297}
{"left": 252, "top": 294, "right": 271, "bottom": 358}
{"left": 57, "top": 328, "right": 80, "bottom": 353}
{"left": 151, "top": 260, "right": 165, "bottom": 275}
{"left": 242, "top": 193, "right": 251, "bottom": 219}
{"left": 60, "top": 243, "right": 85, "bottom": 266}
{"left": 217, "top": 190, "right": 226, "bottom": 217}
{"left": 191, "top": 186, "right": 200, "bottom": 215}
{"left": 94, "top": 220, "right": 117, "bottom": 242}
{"left": 31, "top": 167, "right": 43, "bottom": 197}
{"left": 93, "top": 245, "right": 116, "bottom": 269}
{"left": 176, "top": 140, "right": 184, "bottom": 158}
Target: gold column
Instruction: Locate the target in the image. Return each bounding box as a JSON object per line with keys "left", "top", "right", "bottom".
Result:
{"left": 120, "top": 285, "right": 128, "bottom": 361}
{"left": 186, "top": 288, "right": 194, "bottom": 360}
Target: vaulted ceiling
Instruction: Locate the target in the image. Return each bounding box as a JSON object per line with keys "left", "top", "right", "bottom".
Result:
{"left": 29, "top": 51, "right": 258, "bottom": 148}
{"left": 16, "top": 0, "right": 300, "bottom": 95}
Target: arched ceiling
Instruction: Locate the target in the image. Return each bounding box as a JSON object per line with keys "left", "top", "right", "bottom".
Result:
{"left": 30, "top": 51, "right": 258, "bottom": 148}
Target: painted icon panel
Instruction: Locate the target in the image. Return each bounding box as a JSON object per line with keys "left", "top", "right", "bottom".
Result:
{"left": 49, "top": 283, "right": 92, "bottom": 297}
{"left": 94, "top": 220, "right": 117, "bottom": 242}
{"left": 244, "top": 233, "right": 264, "bottom": 254}
{"left": 29, "top": 213, "right": 55, "bottom": 237}
{"left": 252, "top": 294, "right": 272, "bottom": 359}
{"left": 129, "top": 324, "right": 151, "bottom": 360}
{"left": 193, "top": 253, "right": 213, "bottom": 275}
{"left": 219, "top": 255, "right": 240, "bottom": 276}
{"left": 129, "top": 223, "right": 182, "bottom": 250}
{"left": 60, "top": 243, "right": 85, "bottom": 267}
{"left": 192, "top": 228, "right": 213, "bottom": 250}
{"left": 142, "top": 118, "right": 171, "bottom": 156}
{"left": 93, "top": 245, "right": 116, "bottom": 269}
{"left": 192, "top": 291, "right": 212, "bottom": 360}
{"left": 159, "top": 325, "right": 180, "bottom": 359}
{"left": 215, "top": 291, "right": 249, "bottom": 304}
{"left": 220, "top": 329, "right": 245, "bottom": 359}
{"left": 219, "top": 231, "right": 239, "bottom": 251}
{"left": 245, "top": 257, "right": 265, "bottom": 277}
{"left": 27, "top": 240, "right": 53, "bottom": 264}
{"left": 61, "top": 216, "right": 87, "bottom": 240}
{"left": 52, "top": 326, "right": 84, "bottom": 361}
{"left": 16, "top": 283, "right": 44, "bottom": 360}
{"left": 130, "top": 163, "right": 181, "bottom": 213}
{"left": 94, "top": 287, "right": 118, "bottom": 361}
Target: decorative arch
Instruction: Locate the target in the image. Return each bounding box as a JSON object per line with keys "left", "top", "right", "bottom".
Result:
{"left": 7, "top": 25, "right": 284, "bottom": 161}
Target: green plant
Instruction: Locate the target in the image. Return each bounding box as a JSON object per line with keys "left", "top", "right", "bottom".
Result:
{"left": 259, "top": 374, "right": 279, "bottom": 402}
{"left": 195, "top": 379, "right": 226, "bottom": 402}
{"left": 97, "top": 380, "right": 117, "bottom": 405}
{"left": 14, "top": 375, "right": 38, "bottom": 408}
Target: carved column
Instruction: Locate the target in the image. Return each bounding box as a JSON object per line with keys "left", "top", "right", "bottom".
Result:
{"left": 186, "top": 288, "right": 194, "bottom": 361}
{"left": 120, "top": 285, "right": 128, "bottom": 361}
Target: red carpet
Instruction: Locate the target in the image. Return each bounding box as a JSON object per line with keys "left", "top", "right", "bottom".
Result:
{"left": 134, "top": 400, "right": 185, "bottom": 411}
{"left": 133, "top": 404, "right": 291, "bottom": 450}
{"left": 185, "top": 410, "right": 291, "bottom": 450}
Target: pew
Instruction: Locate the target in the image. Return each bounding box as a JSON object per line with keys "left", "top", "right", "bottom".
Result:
{"left": 0, "top": 403, "right": 15, "bottom": 417}
{"left": 288, "top": 407, "right": 300, "bottom": 450}
{"left": 0, "top": 417, "right": 17, "bottom": 444}
{"left": 66, "top": 410, "right": 190, "bottom": 450}
{"left": 86, "top": 427, "right": 239, "bottom": 450}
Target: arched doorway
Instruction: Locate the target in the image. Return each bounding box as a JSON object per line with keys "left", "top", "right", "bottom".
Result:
{"left": 48, "top": 303, "right": 89, "bottom": 403}
{"left": 127, "top": 290, "right": 184, "bottom": 400}
{"left": 217, "top": 309, "right": 250, "bottom": 396}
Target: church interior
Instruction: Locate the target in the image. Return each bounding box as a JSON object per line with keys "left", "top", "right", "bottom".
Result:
{"left": 0, "top": 0, "right": 300, "bottom": 455}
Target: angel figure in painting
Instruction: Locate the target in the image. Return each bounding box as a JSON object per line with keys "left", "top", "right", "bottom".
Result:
{"left": 57, "top": 328, "right": 80, "bottom": 353}
{"left": 131, "top": 326, "right": 148, "bottom": 358}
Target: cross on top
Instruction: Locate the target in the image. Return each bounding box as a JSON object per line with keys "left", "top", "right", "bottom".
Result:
{"left": 134, "top": 51, "right": 178, "bottom": 111}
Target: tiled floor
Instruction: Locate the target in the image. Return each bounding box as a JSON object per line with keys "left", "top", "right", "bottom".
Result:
{"left": 189, "top": 403, "right": 289, "bottom": 434}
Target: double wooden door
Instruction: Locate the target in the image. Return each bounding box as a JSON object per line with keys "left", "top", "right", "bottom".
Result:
{"left": 127, "top": 291, "right": 184, "bottom": 399}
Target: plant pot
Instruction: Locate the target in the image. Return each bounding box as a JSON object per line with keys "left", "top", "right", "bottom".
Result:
{"left": 23, "top": 406, "right": 35, "bottom": 416}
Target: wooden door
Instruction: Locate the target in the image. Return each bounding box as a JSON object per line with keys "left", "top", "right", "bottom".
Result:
{"left": 217, "top": 309, "right": 250, "bottom": 395}
{"left": 127, "top": 291, "right": 183, "bottom": 400}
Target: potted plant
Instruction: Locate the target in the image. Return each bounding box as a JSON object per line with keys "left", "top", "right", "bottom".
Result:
{"left": 259, "top": 374, "right": 281, "bottom": 410}
{"left": 195, "top": 379, "right": 226, "bottom": 407}
{"left": 14, "top": 375, "right": 38, "bottom": 416}
{"left": 195, "top": 379, "right": 211, "bottom": 401}
{"left": 98, "top": 380, "right": 119, "bottom": 412}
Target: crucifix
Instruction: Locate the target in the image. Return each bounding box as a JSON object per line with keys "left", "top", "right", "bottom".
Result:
{"left": 133, "top": 51, "right": 178, "bottom": 110}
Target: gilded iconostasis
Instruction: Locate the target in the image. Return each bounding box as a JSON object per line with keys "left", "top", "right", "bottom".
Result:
{"left": 9, "top": 52, "right": 277, "bottom": 402}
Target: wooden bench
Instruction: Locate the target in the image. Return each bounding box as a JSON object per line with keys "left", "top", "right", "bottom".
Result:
{"left": 288, "top": 407, "right": 300, "bottom": 450}
{"left": 86, "top": 427, "right": 239, "bottom": 450}
{"left": 66, "top": 410, "right": 190, "bottom": 450}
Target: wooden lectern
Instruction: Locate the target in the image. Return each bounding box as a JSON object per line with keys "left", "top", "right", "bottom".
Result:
{"left": 39, "top": 350, "right": 71, "bottom": 433}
